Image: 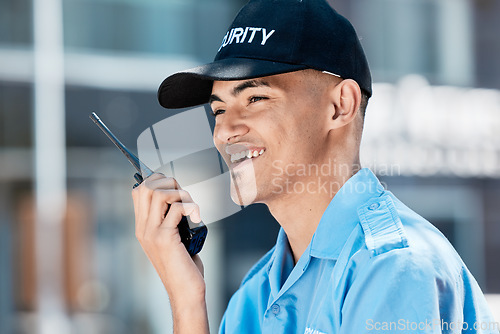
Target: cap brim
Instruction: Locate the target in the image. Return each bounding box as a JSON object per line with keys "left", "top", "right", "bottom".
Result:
{"left": 157, "top": 58, "right": 308, "bottom": 109}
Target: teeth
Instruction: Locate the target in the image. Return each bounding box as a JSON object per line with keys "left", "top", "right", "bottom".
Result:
{"left": 230, "top": 148, "right": 265, "bottom": 163}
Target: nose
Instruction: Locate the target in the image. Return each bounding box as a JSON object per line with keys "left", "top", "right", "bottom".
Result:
{"left": 213, "top": 107, "right": 249, "bottom": 144}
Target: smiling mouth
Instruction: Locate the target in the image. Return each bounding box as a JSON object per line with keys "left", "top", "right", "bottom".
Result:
{"left": 230, "top": 148, "right": 265, "bottom": 164}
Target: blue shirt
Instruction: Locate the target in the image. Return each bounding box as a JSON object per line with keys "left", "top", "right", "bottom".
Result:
{"left": 219, "top": 169, "right": 497, "bottom": 334}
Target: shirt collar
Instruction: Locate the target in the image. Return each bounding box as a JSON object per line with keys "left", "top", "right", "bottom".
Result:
{"left": 308, "top": 168, "right": 385, "bottom": 260}
{"left": 266, "top": 228, "right": 295, "bottom": 297}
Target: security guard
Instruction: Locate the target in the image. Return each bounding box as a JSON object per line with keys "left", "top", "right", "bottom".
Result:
{"left": 132, "top": 0, "right": 498, "bottom": 333}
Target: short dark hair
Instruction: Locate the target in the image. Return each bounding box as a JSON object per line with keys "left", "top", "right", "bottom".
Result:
{"left": 359, "top": 93, "right": 370, "bottom": 118}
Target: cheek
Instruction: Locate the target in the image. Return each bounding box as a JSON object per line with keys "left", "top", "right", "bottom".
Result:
{"left": 261, "top": 118, "right": 305, "bottom": 155}
{"left": 252, "top": 109, "right": 285, "bottom": 142}
{"left": 213, "top": 136, "right": 223, "bottom": 155}
{"left": 282, "top": 117, "right": 326, "bottom": 163}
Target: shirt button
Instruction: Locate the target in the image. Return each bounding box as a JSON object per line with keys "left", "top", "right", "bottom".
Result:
{"left": 271, "top": 304, "right": 280, "bottom": 315}
{"left": 369, "top": 203, "right": 380, "bottom": 210}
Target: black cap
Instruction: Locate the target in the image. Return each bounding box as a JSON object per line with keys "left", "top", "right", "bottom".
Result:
{"left": 158, "top": 0, "right": 372, "bottom": 109}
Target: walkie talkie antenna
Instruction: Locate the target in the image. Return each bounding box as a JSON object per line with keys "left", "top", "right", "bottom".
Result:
{"left": 89, "top": 112, "right": 154, "bottom": 178}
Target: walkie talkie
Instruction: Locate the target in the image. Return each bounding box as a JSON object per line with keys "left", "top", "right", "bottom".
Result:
{"left": 90, "top": 112, "right": 207, "bottom": 256}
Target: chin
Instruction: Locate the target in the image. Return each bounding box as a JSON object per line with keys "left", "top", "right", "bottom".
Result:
{"left": 229, "top": 178, "right": 258, "bottom": 206}
{"left": 228, "top": 159, "right": 259, "bottom": 206}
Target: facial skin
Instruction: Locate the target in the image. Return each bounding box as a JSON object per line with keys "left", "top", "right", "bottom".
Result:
{"left": 210, "top": 69, "right": 363, "bottom": 261}
{"left": 212, "top": 71, "right": 325, "bottom": 205}
{"left": 211, "top": 70, "right": 361, "bottom": 205}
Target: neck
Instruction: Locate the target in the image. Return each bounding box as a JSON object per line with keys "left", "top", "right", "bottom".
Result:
{"left": 265, "top": 160, "right": 358, "bottom": 263}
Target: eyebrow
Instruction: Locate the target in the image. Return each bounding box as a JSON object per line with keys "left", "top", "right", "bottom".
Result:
{"left": 209, "top": 79, "right": 270, "bottom": 105}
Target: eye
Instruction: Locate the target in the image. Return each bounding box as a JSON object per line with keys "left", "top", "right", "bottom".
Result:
{"left": 249, "top": 96, "right": 268, "bottom": 104}
{"left": 211, "top": 109, "right": 225, "bottom": 117}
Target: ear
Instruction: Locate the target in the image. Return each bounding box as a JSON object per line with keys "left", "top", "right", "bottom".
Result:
{"left": 329, "top": 79, "right": 361, "bottom": 129}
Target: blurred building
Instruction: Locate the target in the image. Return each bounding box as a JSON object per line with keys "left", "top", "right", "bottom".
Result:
{"left": 0, "top": 0, "right": 499, "bottom": 333}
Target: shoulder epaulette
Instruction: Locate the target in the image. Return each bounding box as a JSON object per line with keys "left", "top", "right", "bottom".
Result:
{"left": 357, "top": 195, "right": 409, "bottom": 257}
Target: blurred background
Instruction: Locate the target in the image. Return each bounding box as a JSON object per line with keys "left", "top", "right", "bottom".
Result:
{"left": 0, "top": 0, "right": 499, "bottom": 333}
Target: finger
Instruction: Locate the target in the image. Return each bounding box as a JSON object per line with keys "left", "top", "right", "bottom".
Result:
{"left": 144, "top": 174, "right": 180, "bottom": 191}
{"left": 132, "top": 185, "right": 151, "bottom": 233}
{"left": 148, "top": 189, "right": 196, "bottom": 228}
{"left": 135, "top": 175, "right": 179, "bottom": 225}
{"left": 133, "top": 174, "right": 184, "bottom": 239}
{"left": 132, "top": 174, "right": 166, "bottom": 238}
{"left": 143, "top": 172, "right": 166, "bottom": 182}
{"left": 162, "top": 202, "right": 202, "bottom": 229}
{"left": 151, "top": 188, "right": 194, "bottom": 206}
{"left": 133, "top": 183, "right": 154, "bottom": 238}
{"left": 133, "top": 172, "right": 176, "bottom": 209}
{"left": 131, "top": 187, "right": 140, "bottom": 221}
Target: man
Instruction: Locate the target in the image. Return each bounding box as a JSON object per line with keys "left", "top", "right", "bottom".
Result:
{"left": 132, "top": 0, "right": 497, "bottom": 333}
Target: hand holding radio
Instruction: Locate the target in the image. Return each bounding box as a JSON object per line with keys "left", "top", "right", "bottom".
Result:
{"left": 90, "top": 112, "right": 210, "bottom": 332}
{"left": 131, "top": 173, "right": 209, "bottom": 333}
{"left": 131, "top": 173, "right": 207, "bottom": 300}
